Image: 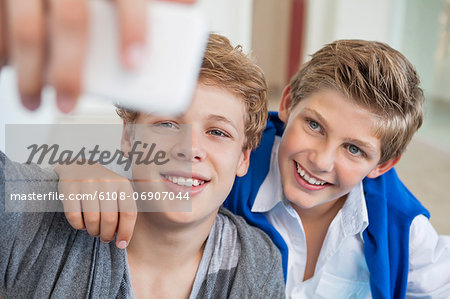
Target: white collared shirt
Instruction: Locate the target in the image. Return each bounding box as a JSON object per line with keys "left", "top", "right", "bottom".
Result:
{"left": 252, "top": 137, "right": 450, "bottom": 298}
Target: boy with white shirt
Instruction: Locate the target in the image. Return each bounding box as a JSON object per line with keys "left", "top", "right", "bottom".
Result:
{"left": 224, "top": 40, "right": 450, "bottom": 298}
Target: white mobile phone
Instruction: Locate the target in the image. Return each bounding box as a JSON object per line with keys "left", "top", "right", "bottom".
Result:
{"left": 83, "top": 0, "right": 209, "bottom": 115}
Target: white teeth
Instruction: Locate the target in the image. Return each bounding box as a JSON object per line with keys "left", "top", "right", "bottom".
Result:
{"left": 165, "top": 175, "right": 205, "bottom": 187}
{"left": 296, "top": 163, "right": 326, "bottom": 186}
{"left": 296, "top": 164, "right": 305, "bottom": 176}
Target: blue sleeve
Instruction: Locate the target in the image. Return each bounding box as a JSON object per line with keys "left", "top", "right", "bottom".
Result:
{"left": 362, "top": 168, "right": 429, "bottom": 299}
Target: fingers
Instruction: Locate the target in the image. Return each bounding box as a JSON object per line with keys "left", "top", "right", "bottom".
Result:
{"left": 59, "top": 177, "right": 86, "bottom": 229}
{"left": 3, "top": 0, "right": 193, "bottom": 112}
{"left": 115, "top": 211, "right": 137, "bottom": 249}
{"left": 48, "top": 0, "right": 87, "bottom": 113}
{"left": 63, "top": 202, "right": 86, "bottom": 231}
{"left": 7, "top": 0, "right": 45, "bottom": 110}
{"left": 57, "top": 162, "right": 136, "bottom": 246}
{"left": 59, "top": 176, "right": 101, "bottom": 237}
{"left": 65, "top": 211, "right": 86, "bottom": 230}
{"left": 115, "top": 0, "right": 147, "bottom": 69}
{"left": 99, "top": 212, "right": 118, "bottom": 243}
{"left": 98, "top": 194, "right": 119, "bottom": 242}
{"left": 116, "top": 187, "right": 137, "bottom": 249}
{"left": 81, "top": 195, "right": 101, "bottom": 237}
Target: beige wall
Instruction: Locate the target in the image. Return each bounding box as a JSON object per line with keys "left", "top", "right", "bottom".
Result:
{"left": 251, "top": 0, "right": 292, "bottom": 94}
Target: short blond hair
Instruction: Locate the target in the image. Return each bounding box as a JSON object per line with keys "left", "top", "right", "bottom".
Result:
{"left": 117, "top": 33, "right": 268, "bottom": 150}
{"left": 289, "top": 40, "right": 424, "bottom": 163}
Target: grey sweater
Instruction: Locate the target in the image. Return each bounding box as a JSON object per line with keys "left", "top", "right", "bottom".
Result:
{"left": 0, "top": 152, "right": 285, "bottom": 298}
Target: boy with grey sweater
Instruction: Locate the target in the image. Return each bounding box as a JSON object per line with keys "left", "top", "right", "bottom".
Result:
{"left": 0, "top": 34, "right": 285, "bottom": 298}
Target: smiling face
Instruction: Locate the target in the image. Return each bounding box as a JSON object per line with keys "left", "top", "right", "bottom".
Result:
{"left": 121, "top": 82, "right": 251, "bottom": 225}
{"left": 278, "top": 87, "right": 399, "bottom": 215}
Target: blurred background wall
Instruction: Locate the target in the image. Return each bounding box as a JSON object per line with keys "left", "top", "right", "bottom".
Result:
{"left": 1, "top": 0, "right": 449, "bottom": 232}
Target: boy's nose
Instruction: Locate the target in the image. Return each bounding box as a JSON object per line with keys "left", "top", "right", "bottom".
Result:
{"left": 308, "top": 146, "right": 335, "bottom": 173}
{"left": 170, "top": 128, "right": 206, "bottom": 162}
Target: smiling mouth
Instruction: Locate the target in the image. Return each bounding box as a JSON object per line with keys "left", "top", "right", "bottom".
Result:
{"left": 161, "top": 174, "right": 210, "bottom": 188}
{"left": 295, "top": 162, "right": 329, "bottom": 186}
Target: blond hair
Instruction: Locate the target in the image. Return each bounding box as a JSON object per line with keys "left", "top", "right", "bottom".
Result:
{"left": 117, "top": 33, "right": 268, "bottom": 150}
{"left": 289, "top": 40, "right": 424, "bottom": 163}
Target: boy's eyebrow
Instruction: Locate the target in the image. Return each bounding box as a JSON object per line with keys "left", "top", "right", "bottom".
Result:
{"left": 302, "top": 108, "right": 329, "bottom": 130}
{"left": 343, "top": 138, "right": 378, "bottom": 153}
{"left": 140, "top": 113, "right": 177, "bottom": 120}
{"left": 207, "top": 114, "right": 239, "bottom": 131}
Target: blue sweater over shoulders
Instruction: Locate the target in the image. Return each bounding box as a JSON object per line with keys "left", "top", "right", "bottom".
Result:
{"left": 224, "top": 111, "right": 429, "bottom": 299}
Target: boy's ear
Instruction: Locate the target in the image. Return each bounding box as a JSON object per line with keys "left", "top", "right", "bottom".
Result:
{"left": 279, "top": 85, "right": 292, "bottom": 123}
{"left": 236, "top": 149, "right": 252, "bottom": 177}
{"left": 367, "top": 155, "right": 402, "bottom": 178}
{"left": 121, "top": 120, "right": 133, "bottom": 158}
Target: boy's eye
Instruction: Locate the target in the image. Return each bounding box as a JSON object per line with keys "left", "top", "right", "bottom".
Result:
{"left": 150, "top": 121, "right": 180, "bottom": 135}
{"left": 308, "top": 120, "right": 321, "bottom": 131}
{"left": 346, "top": 144, "right": 363, "bottom": 156}
{"left": 208, "top": 129, "right": 229, "bottom": 138}
{"left": 155, "top": 121, "right": 179, "bottom": 129}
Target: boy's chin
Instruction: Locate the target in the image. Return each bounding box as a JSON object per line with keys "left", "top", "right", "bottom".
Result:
{"left": 283, "top": 185, "right": 344, "bottom": 210}
{"left": 152, "top": 208, "right": 220, "bottom": 227}
{"left": 285, "top": 195, "right": 319, "bottom": 211}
